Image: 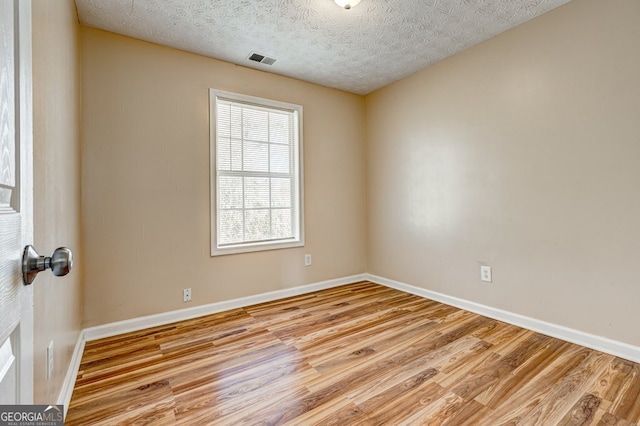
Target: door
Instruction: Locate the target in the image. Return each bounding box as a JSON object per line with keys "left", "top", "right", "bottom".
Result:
{"left": 0, "top": 0, "right": 33, "bottom": 404}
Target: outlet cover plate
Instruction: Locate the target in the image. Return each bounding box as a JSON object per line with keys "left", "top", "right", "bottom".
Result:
{"left": 480, "top": 266, "right": 492, "bottom": 282}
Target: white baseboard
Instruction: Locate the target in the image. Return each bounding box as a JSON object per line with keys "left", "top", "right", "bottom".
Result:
{"left": 58, "top": 330, "right": 85, "bottom": 419}
{"left": 59, "top": 271, "right": 640, "bottom": 414}
{"left": 83, "top": 274, "right": 367, "bottom": 342}
{"left": 60, "top": 274, "right": 366, "bottom": 417}
{"left": 366, "top": 273, "right": 640, "bottom": 364}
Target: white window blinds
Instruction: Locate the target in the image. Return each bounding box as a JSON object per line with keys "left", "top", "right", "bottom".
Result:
{"left": 211, "top": 90, "right": 303, "bottom": 255}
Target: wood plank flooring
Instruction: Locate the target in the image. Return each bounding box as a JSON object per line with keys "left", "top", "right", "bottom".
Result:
{"left": 66, "top": 282, "right": 640, "bottom": 425}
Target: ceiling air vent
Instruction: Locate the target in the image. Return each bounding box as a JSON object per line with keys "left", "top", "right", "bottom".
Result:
{"left": 248, "top": 52, "right": 276, "bottom": 66}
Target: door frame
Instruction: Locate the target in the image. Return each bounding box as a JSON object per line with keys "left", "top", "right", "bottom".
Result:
{"left": 16, "top": 0, "right": 34, "bottom": 404}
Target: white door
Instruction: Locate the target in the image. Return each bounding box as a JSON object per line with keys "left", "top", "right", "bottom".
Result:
{"left": 0, "top": 0, "right": 33, "bottom": 404}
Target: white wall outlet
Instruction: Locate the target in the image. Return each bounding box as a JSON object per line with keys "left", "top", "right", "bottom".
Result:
{"left": 46, "top": 341, "right": 54, "bottom": 379}
{"left": 183, "top": 288, "right": 192, "bottom": 302}
{"left": 480, "top": 266, "right": 492, "bottom": 283}
{"left": 304, "top": 254, "right": 312, "bottom": 267}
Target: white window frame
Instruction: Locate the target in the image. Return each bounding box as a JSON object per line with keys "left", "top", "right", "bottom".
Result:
{"left": 209, "top": 89, "right": 304, "bottom": 256}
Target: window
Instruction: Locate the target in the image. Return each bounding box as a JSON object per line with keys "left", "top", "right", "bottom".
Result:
{"left": 210, "top": 89, "right": 304, "bottom": 255}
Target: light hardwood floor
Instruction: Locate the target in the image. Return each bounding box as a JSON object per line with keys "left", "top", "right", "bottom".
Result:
{"left": 66, "top": 282, "right": 640, "bottom": 425}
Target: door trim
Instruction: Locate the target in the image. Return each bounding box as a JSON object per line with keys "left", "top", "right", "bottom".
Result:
{"left": 17, "top": 0, "right": 34, "bottom": 404}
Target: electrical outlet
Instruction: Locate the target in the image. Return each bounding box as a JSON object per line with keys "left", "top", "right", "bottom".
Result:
{"left": 183, "top": 288, "right": 192, "bottom": 302}
{"left": 304, "top": 254, "right": 312, "bottom": 267}
{"left": 480, "top": 266, "right": 492, "bottom": 283}
{"left": 46, "top": 341, "right": 54, "bottom": 379}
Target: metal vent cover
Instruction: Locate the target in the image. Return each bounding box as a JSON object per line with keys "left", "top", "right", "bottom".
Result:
{"left": 248, "top": 52, "right": 276, "bottom": 65}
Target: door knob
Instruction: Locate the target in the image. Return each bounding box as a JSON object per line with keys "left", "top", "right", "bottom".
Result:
{"left": 22, "top": 245, "right": 73, "bottom": 285}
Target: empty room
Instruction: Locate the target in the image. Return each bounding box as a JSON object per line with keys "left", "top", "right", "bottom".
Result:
{"left": 1, "top": 0, "right": 639, "bottom": 424}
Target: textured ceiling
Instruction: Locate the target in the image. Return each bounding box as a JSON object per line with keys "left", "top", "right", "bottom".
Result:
{"left": 75, "top": 0, "right": 572, "bottom": 95}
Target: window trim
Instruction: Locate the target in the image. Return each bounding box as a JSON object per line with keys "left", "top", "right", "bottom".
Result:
{"left": 209, "top": 89, "right": 305, "bottom": 256}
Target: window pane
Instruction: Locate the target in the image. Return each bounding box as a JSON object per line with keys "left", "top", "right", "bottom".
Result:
{"left": 272, "top": 209, "right": 292, "bottom": 239}
{"left": 243, "top": 141, "right": 269, "bottom": 172}
{"left": 218, "top": 176, "right": 242, "bottom": 209}
{"left": 217, "top": 138, "right": 231, "bottom": 171}
{"left": 230, "top": 105, "right": 242, "bottom": 139}
{"left": 244, "top": 177, "right": 269, "bottom": 208}
{"left": 271, "top": 178, "right": 291, "bottom": 208}
{"left": 270, "top": 144, "right": 291, "bottom": 174}
{"left": 219, "top": 210, "right": 243, "bottom": 244}
{"left": 269, "top": 112, "right": 290, "bottom": 145}
{"left": 217, "top": 104, "right": 230, "bottom": 138}
{"left": 243, "top": 108, "right": 268, "bottom": 142}
{"left": 245, "top": 209, "right": 270, "bottom": 241}
{"left": 231, "top": 139, "right": 242, "bottom": 171}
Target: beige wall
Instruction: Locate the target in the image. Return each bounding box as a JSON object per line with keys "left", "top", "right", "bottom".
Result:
{"left": 80, "top": 28, "right": 366, "bottom": 326}
{"left": 32, "top": 0, "right": 83, "bottom": 403}
{"left": 366, "top": 0, "right": 640, "bottom": 346}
